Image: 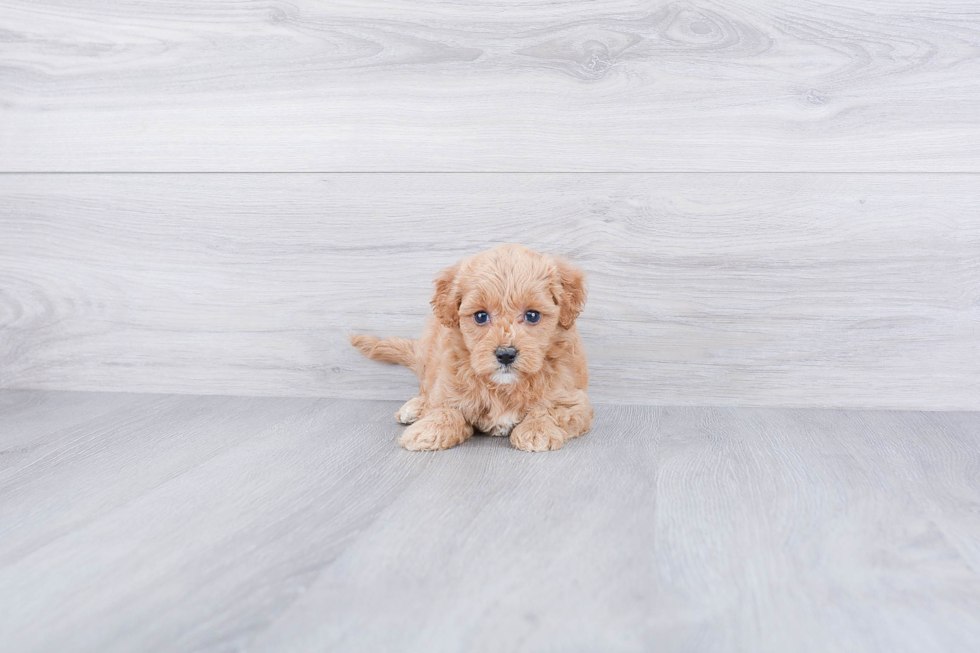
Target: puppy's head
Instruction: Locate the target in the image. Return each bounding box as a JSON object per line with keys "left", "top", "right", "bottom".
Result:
{"left": 431, "top": 244, "right": 586, "bottom": 385}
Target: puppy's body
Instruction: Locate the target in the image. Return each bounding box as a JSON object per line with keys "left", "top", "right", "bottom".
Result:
{"left": 351, "top": 244, "right": 593, "bottom": 452}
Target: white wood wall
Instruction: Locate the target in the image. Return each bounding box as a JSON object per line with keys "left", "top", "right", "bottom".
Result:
{"left": 1, "top": 1, "right": 978, "bottom": 408}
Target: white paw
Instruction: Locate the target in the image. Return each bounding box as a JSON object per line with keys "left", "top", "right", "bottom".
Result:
{"left": 489, "top": 424, "right": 515, "bottom": 437}
{"left": 396, "top": 397, "right": 424, "bottom": 424}
{"left": 488, "top": 413, "right": 520, "bottom": 437}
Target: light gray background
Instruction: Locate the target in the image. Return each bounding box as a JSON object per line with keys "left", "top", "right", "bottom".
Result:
{"left": 1, "top": 2, "right": 979, "bottom": 652}
{"left": 1, "top": 0, "right": 978, "bottom": 408}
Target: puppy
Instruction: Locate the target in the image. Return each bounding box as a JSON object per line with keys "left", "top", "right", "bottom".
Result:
{"left": 350, "top": 244, "right": 593, "bottom": 452}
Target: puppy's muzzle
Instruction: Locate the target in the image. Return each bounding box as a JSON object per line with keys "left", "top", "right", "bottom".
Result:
{"left": 495, "top": 347, "right": 518, "bottom": 366}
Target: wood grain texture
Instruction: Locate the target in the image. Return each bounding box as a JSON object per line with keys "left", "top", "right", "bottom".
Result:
{"left": 2, "top": 0, "right": 980, "bottom": 171}
{"left": 0, "top": 391, "right": 431, "bottom": 653}
{"left": 2, "top": 390, "right": 979, "bottom": 652}
{"left": 2, "top": 173, "right": 978, "bottom": 409}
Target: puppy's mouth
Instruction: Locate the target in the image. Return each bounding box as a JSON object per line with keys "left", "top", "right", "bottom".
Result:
{"left": 491, "top": 364, "right": 519, "bottom": 385}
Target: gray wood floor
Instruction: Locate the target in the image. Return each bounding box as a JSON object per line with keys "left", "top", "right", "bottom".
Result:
{"left": 2, "top": 390, "right": 979, "bottom": 653}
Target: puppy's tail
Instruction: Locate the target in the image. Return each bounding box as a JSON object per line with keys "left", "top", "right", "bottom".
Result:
{"left": 349, "top": 334, "right": 418, "bottom": 370}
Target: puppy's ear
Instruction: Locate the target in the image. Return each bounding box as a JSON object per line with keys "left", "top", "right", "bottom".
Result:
{"left": 431, "top": 263, "right": 461, "bottom": 328}
{"left": 551, "top": 257, "right": 587, "bottom": 329}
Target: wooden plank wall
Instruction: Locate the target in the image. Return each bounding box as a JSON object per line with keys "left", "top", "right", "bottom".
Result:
{"left": 3, "top": 0, "right": 980, "bottom": 172}
{"left": 1, "top": 1, "right": 978, "bottom": 408}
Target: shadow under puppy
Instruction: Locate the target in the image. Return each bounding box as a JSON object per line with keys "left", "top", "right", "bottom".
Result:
{"left": 351, "top": 244, "right": 593, "bottom": 452}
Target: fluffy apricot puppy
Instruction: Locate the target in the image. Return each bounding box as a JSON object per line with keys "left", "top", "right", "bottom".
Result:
{"left": 350, "top": 244, "right": 593, "bottom": 452}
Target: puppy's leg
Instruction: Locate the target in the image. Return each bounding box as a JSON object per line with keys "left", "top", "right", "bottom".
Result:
{"left": 510, "top": 406, "right": 567, "bottom": 452}
{"left": 510, "top": 393, "right": 593, "bottom": 452}
{"left": 552, "top": 392, "right": 594, "bottom": 440}
{"left": 400, "top": 407, "right": 473, "bottom": 451}
{"left": 395, "top": 396, "right": 425, "bottom": 424}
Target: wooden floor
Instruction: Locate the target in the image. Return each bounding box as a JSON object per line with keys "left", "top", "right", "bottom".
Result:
{"left": 2, "top": 390, "right": 979, "bottom": 652}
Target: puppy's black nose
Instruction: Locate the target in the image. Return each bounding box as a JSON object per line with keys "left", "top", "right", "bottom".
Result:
{"left": 495, "top": 347, "right": 518, "bottom": 365}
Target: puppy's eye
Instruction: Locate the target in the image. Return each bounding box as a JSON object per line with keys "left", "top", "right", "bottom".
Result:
{"left": 473, "top": 311, "right": 489, "bottom": 325}
{"left": 524, "top": 310, "right": 541, "bottom": 324}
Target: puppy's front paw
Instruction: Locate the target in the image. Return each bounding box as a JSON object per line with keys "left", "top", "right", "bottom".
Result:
{"left": 510, "top": 419, "right": 566, "bottom": 452}
{"left": 399, "top": 419, "right": 465, "bottom": 451}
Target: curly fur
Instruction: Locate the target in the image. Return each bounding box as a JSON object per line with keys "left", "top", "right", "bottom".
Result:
{"left": 351, "top": 244, "right": 593, "bottom": 452}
